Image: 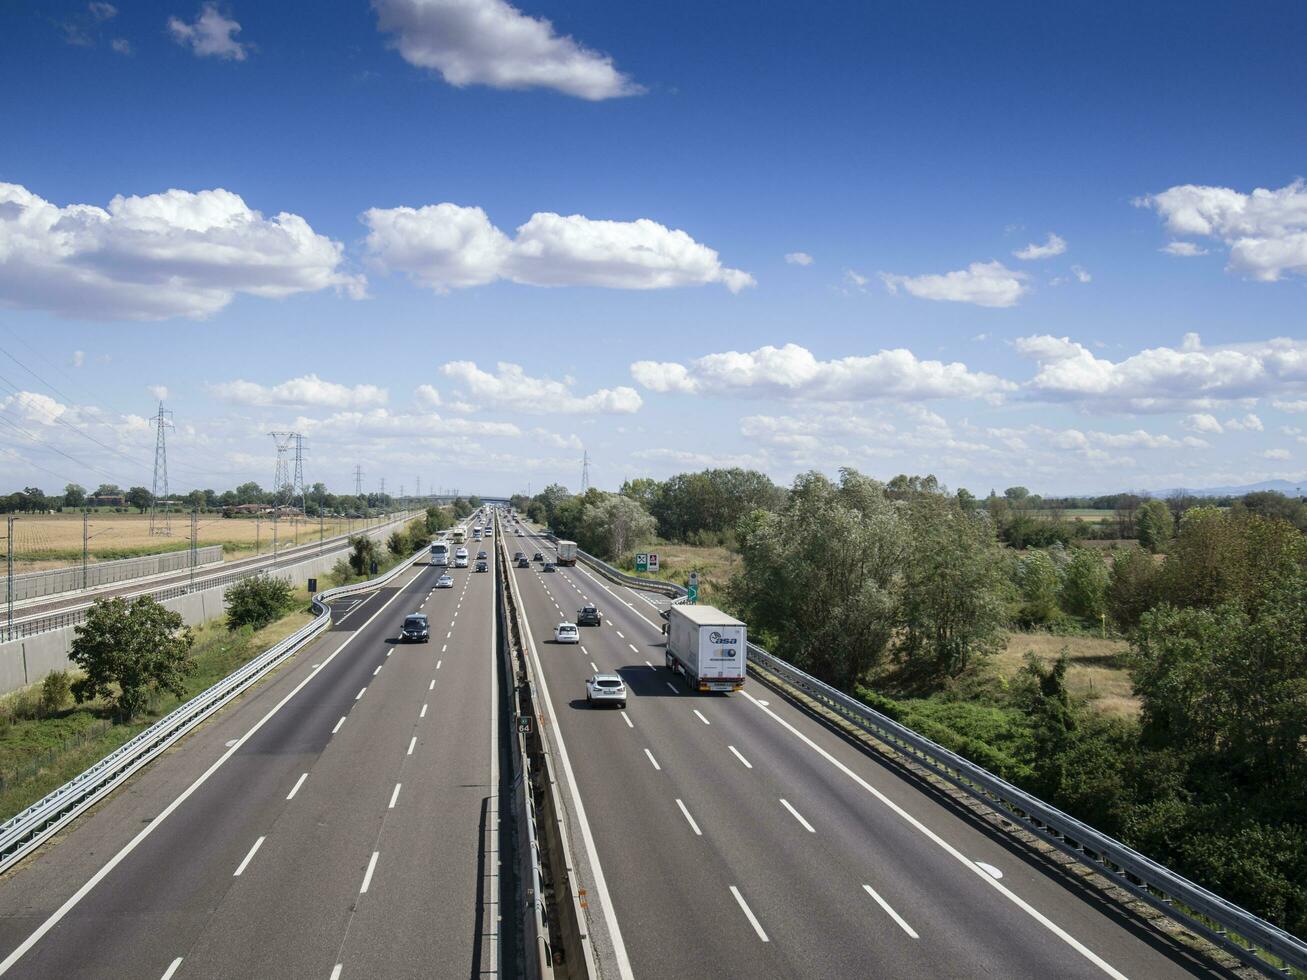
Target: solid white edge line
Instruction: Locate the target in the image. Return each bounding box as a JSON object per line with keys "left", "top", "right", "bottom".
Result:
{"left": 643, "top": 748, "right": 661, "bottom": 771}
{"left": 389, "top": 783, "right": 401, "bottom": 809}
{"left": 780, "top": 797, "right": 816, "bottom": 833}
{"left": 233, "top": 835, "right": 265, "bottom": 877}
{"left": 329, "top": 964, "right": 342, "bottom": 980}
{"left": 0, "top": 562, "right": 427, "bottom": 976}
{"left": 515, "top": 563, "right": 635, "bottom": 980}
{"left": 359, "top": 850, "right": 379, "bottom": 893}
{"left": 675, "top": 798, "right": 703, "bottom": 836}
{"left": 863, "top": 884, "right": 920, "bottom": 939}
{"left": 729, "top": 885, "right": 769, "bottom": 942}
{"left": 286, "top": 772, "right": 308, "bottom": 800}
{"left": 739, "top": 690, "right": 1127, "bottom": 979}
{"left": 728, "top": 745, "right": 753, "bottom": 769}
{"left": 159, "top": 956, "right": 183, "bottom": 980}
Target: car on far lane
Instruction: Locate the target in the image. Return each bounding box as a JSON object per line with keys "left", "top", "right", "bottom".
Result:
{"left": 513, "top": 552, "right": 525, "bottom": 561}
{"left": 542, "top": 563, "right": 556, "bottom": 573}
{"left": 577, "top": 605, "right": 602, "bottom": 626}
{"left": 436, "top": 573, "right": 454, "bottom": 589}
{"left": 400, "top": 613, "right": 429, "bottom": 643}
{"left": 554, "top": 622, "right": 580, "bottom": 644}
{"left": 476, "top": 550, "right": 488, "bottom": 559}
{"left": 532, "top": 551, "right": 544, "bottom": 561}
{"left": 516, "top": 556, "right": 530, "bottom": 567}
{"left": 586, "top": 673, "right": 626, "bottom": 708}
{"left": 475, "top": 560, "right": 488, "bottom": 572}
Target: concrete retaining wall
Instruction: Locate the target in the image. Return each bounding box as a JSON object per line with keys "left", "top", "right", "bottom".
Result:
{"left": 2, "top": 546, "right": 225, "bottom": 604}
{"left": 0, "top": 518, "right": 405, "bottom": 698}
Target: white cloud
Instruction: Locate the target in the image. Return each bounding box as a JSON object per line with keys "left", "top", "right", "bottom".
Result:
{"left": 0, "top": 182, "right": 362, "bottom": 320}
{"left": 531, "top": 427, "right": 583, "bottom": 450}
{"left": 1, "top": 391, "right": 68, "bottom": 425}
{"left": 1161, "top": 241, "right": 1208, "bottom": 257}
{"left": 880, "top": 260, "right": 1028, "bottom": 308}
{"left": 414, "top": 383, "right": 442, "bottom": 408}
{"left": 784, "top": 252, "right": 814, "bottom": 266}
{"left": 90, "top": 3, "right": 118, "bottom": 20}
{"left": 1264, "top": 448, "right": 1291, "bottom": 460}
{"left": 293, "top": 408, "right": 519, "bottom": 439}
{"left": 1013, "top": 233, "right": 1066, "bottom": 261}
{"left": 1071, "top": 264, "right": 1091, "bottom": 283}
{"left": 71, "top": 350, "right": 86, "bottom": 368}
{"left": 1273, "top": 399, "right": 1307, "bottom": 413}
{"left": 1224, "top": 413, "right": 1263, "bottom": 432}
{"left": 441, "top": 361, "right": 642, "bottom": 415}
{"left": 631, "top": 447, "right": 770, "bottom": 470}
{"left": 843, "top": 268, "right": 868, "bottom": 291}
{"left": 362, "top": 203, "right": 752, "bottom": 293}
{"left": 110, "top": 37, "right": 132, "bottom": 55}
{"left": 147, "top": 385, "right": 169, "bottom": 401}
{"left": 210, "top": 374, "right": 389, "bottom": 409}
{"left": 168, "top": 3, "right": 248, "bottom": 60}
{"left": 374, "top": 0, "right": 642, "bottom": 100}
{"left": 630, "top": 342, "right": 1015, "bottom": 402}
{"left": 1015, "top": 334, "right": 1307, "bottom": 411}
{"left": 1138, "top": 179, "right": 1307, "bottom": 282}
{"left": 1183, "top": 413, "right": 1223, "bottom": 434}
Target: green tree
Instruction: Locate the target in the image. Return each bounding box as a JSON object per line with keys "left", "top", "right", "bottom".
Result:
{"left": 1232, "top": 491, "right": 1307, "bottom": 532}
{"left": 730, "top": 470, "right": 903, "bottom": 688}
{"left": 467, "top": 495, "right": 483, "bottom": 509}
{"left": 1060, "top": 549, "right": 1109, "bottom": 621}
{"left": 70, "top": 596, "right": 195, "bottom": 721}
{"left": 896, "top": 496, "right": 1007, "bottom": 676}
{"left": 1015, "top": 550, "right": 1061, "bottom": 625}
{"left": 1159, "top": 507, "right": 1306, "bottom": 613}
{"left": 93, "top": 483, "right": 121, "bottom": 499}
{"left": 387, "top": 529, "right": 408, "bottom": 557}
{"left": 63, "top": 483, "right": 86, "bottom": 509}
{"left": 1107, "top": 548, "right": 1162, "bottom": 629}
{"left": 226, "top": 575, "right": 295, "bottom": 631}
{"left": 125, "top": 486, "right": 152, "bottom": 513}
{"left": 1136, "top": 499, "right": 1174, "bottom": 552}
{"left": 348, "top": 535, "right": 378, "bottom": 576}
{"left": 581, "top": 494, "right": 657, "bottom": 560}
{"left": 619, "top": 477, "right": 660, "bottom": 510}
{"left": 234, "top": 481, "right": 264, "bottom": 505}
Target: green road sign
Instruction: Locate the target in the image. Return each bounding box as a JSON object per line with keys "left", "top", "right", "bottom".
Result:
{"left": 688, "top": 571, "right": 699, "bottom": 603}
{"left": 635, "top": 552, "right": 649, "bottom": 572}
{"left": 517, "top": 715, "right": 533, "bottom": 735}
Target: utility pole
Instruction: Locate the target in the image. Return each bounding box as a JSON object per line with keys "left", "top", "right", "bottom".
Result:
{"left": 190, "top": 508, "right": 198, "bottom": 589}
{"left": 5, "top": 516, "right": 15, "bottom": 642}
{"left": 581, "top": 449, "right": 591, "bottom": 493}
{"left": 293, "top": 433, "right": 307, "bottom": 517}
{"left": 82, "top": 509, "right": 89, "bottom": 591}
{"left": 319, "top": 508, "right": 324, "bottom": 555}
{"left": 255, "top": 515, "right": 261, "bottom": 557}
{"left": 149, "top": 401, "right": 174, "bottom": 536}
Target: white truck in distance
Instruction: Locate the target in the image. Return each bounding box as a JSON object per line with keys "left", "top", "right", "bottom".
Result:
{"left": 556, "top": 540, "right": 578, "bottom": 566}
{"left": 664, "top": 604, "right": 747, "bottom": 692}
{"left": 430, "top": 541, "right": 449, "bottom": 566}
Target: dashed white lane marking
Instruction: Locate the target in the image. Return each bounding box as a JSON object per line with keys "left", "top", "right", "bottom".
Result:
{"left": 386, "top": 649, "right": 392, "bottom": 658}
{"left": 675, "top": 798, "right": 703, "bottom": 836}
{"left": 407, "top": 736, "right": 417, "bottom": 755}
{"left": 591, "top": 661, "right": 599, "bottom": 672}
{"left": 359, "top": 851, "right": 380, "bottom": 893}
{"left": 728, "top": 745, "right": 753, "bottom": 769}
{"left": 389, "top": 783, "right": 402, "bottom": 809}
{"left": 615, "top": 630, "right": 625, "bottom": 638}
{"left": 428, "top": 679, "right": 436, "bottom": 691}
{"left": 436, "top": 660, "right": 443, "bottom": 670}
{"left": 233, "top": 836, "right": 265, "bottom": 877}
{"left": 441, "top": 644, "right": 447, "bottom": 653}
{"left": 355, "top": 687, "right": 366, "bottom": 700}
{"left": 446, "top": 631, "right": 452, "bottom": 639}
{"left": 580, "top": 645, "right": 589, "bottom": 655}
{"left": 620, "top": 711, "right": 634, "bottom": 728}
{"left": 863, "top": 884, "right": 919, "bottom": 938}
{"left": 372, "top": 665, "right": 382, "bottom": 676}
{"left": 644, "top": 748, "right": 661, "bottom": 771}
{"left": 628, "top": 643, "right": 639, "bottom": 654}
{"left": 332, "top": 716, "right": 346, "bottom": 735}
{"left": 665, "top": 682, "right": 678, "bottom": 693}
{"left": 420, "top": 703, "right": 428, "bottom": 718}
{"left": 159, "top": 957, "right": 183, "bottom": 980}
{"left": 286, "top": 773, "right": 308, "bottom": 800}
{"left": 693, "top": 709, "right": 710, "bottom": 725}
{"left": 780, "top": 798, "right": 816, "bottom": 833}
{"left": 730, "top": 886, "right": 769, "bottom": 942}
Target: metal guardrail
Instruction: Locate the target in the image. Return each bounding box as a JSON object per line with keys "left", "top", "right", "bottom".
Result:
{"left": 0, "top": 544, "right": 429, "bottom": 876}
{"left": 4, "top": 513, "right": 415, "bottom": 641}
{"left": 570, "top": 547, "right": 1307, "bottom": 978}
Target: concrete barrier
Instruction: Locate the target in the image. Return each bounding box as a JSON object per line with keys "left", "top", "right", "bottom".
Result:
{"left": 2, "top": 546, "right": 225, "bottom": 604}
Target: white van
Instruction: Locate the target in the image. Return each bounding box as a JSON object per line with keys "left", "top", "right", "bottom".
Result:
{"left": 454, "top": 547, "right": 469, "bottom": 568}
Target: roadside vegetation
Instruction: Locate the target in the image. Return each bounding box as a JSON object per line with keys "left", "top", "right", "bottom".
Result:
{"left": 520, "top": 469, "right": 1307, "bottom": 935}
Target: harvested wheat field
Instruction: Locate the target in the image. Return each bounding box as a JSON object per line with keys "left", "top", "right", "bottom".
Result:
{"left": 995, "top": 631, "right": 1139, "bottom": 720}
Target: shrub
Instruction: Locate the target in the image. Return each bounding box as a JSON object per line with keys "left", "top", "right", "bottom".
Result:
{"left": 225, "top": 574, "right": 295, "bottom": 631}
{"left": 387, "top": 530, "right": 407, "bottom": 557}
{"left": 348, "top": 535, "right": 377, "bottom": 576}
{"left": 40, "top": 670, "right": 71, "bottom": 715}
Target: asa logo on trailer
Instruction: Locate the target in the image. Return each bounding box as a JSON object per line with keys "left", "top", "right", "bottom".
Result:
{"left": 708, "top": 630, "right": 739, "bottom": 657}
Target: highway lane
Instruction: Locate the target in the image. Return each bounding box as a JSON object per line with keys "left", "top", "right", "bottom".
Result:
{"left": 502, "top": 524, "right": 1220, "bottom": 979}
{"left": 0, "top": 548, "right": 503, "bottom": 980}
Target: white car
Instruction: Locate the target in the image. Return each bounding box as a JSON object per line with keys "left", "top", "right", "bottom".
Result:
{"left": 586, "top": 673, "right": 627, "bottom": 708}
{"left": 436, "top": 574, "right": 454, "bottom": 589}
{"left": 554, "top": 622, "right": 580, "bottom": 644}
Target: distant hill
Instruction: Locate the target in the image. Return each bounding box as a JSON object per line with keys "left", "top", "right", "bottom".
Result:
{"left": 1146, "top": 478, "right": 1305, "bottom": 498}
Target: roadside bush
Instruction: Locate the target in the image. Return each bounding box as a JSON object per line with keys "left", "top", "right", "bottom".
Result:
{"left": 1014, "top": 550, "right": 1061, "bottom": 626}
{"left": 70, "top": 596, "right": 195, "bottom": 721}
{"left": 40, "top": 670, "right": 71, "bottom": 715}
{"left": 225, "top": 574, "right": 295, "bottom": 632}
{"left": 387, "top": 530, "right": 407, "bottom": 557}
{"left": 1060, "top": 549, "right": 1109, "bottom": 621}
{"left": 348, "top": 535, "right": 377, "bottom": 576}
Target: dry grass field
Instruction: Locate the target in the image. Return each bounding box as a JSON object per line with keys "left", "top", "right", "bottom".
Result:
{"left": 994, "top": 631, "right": 1139, "bottom": 719}
{"left": 8, "top": 513, "right": 390, "bottom": 570}
{"left": 619, "top": 543, "right": 742, "bottom": 605}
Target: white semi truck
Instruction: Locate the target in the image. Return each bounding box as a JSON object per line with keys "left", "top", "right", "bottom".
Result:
{"left": 430, "top": 541, "right": 449, "bottom": 566}
{"left": 664, "top": 604, "right": 747, "bottom": 692}
{"left": 556, "top": 540, "right": 578, "bottom": 566}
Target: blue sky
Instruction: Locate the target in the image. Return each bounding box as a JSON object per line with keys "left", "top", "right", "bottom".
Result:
{"left": 1, "top": 0, "right": 1304, "bottom": 498}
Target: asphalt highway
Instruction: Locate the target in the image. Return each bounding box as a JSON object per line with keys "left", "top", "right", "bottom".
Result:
{"left": 0, "top": 548, "right": 504, "bottom": 980}
{"left": 501, "top": 523, "right": 1225, "bottom": 980}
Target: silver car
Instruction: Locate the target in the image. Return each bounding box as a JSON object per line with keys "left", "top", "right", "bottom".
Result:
{"left": 586, "top": 673, "right": 626, "bottom": 708}
{"left": 435, "top": 573, "right": 454, "bottom": 589}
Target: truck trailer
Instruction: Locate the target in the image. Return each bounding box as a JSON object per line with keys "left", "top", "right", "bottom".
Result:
{"left": 664, "top": 604, "right": 747, "bottom": 692}
{"left": 556, "top": 540, "right": 578, "bottom": 566}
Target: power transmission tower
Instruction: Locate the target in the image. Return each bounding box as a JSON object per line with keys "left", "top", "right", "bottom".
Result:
{"left": 149, "top": 401, "right": 174, "bottom": 536}
{"left": 581, "top": 449, "right": 591, "bottom": 493}
{"left": 416, "top": 476, "right": 421, "bottom": 499}
{"left": 399, "top": 483, "right": 405, "bottom": 499}
{"left": 292, "top": 433, "right": 307, "bottom": 515}
{"left": 354, "top": 465, "right": 364, "bottom": 496}
{"left": 270, "top": 432, "right": 295, "bottom": 510}
{"left": 379, "top": 477, "right": 386, "bottom": 498}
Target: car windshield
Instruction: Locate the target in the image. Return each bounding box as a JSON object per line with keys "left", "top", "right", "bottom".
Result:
{"left": 405, "top": 616, "right": 425, "bottom": 626}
